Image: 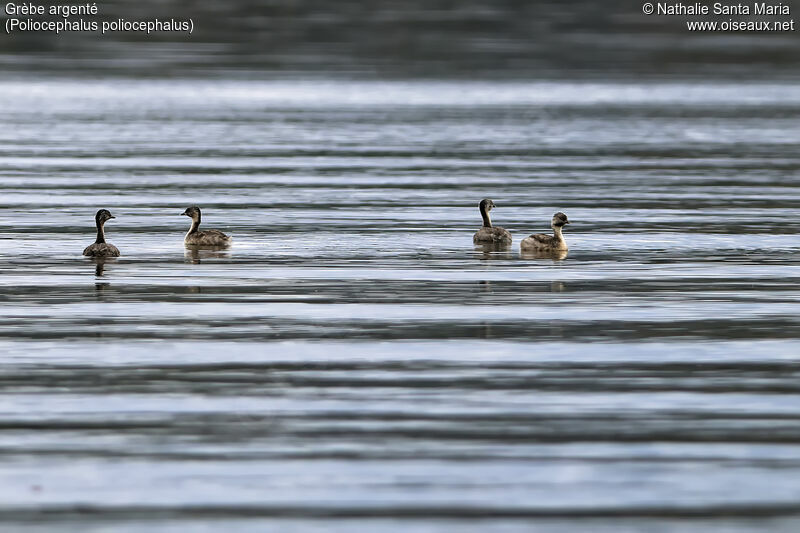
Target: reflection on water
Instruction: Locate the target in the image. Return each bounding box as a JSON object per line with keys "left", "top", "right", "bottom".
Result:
{"left": 184, "top": 247, "right": 232, "bottom": 264}
{"left": 1, "top": 80, "right": 800, "bottom": 532}
{"left": 520, "top": 249, "right": 568, "bottom": 261}
{"left": 90, "top": 257, "right": 117, "bottom": 277}
{"left": 473, "top": 244, "right": 513, "bottom": 260}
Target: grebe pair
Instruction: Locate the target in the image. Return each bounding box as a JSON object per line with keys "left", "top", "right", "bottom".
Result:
{"left": 472, "top": 198, "right": 570, "bottom": 253}
{"left": 82, "top": 206, "right": 231, "bottom": 257}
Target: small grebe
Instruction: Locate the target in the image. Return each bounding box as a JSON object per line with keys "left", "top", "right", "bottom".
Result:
{"left": 472, "top": 199, "right": 512, "bottom": 245}
{"left": 82, "top": 209, "right": 120, "bottom": 257}
{"left": 182, "top": 206, "right": 232, "bottom": 247}
{"left": 520, "top": 212, "right": 570, "bottom": 252}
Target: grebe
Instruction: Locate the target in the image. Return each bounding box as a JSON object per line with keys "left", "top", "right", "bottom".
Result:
{"left": 82, "top": 209, "right": 120, "bottom": 257}
{"left": 472, "top": 199, "right": 512, "bottom": 245}
{"left": 520, "top": 212, "right": 570, "bottom": 252}
{"left": 182, "top": 206, "right": 232, "bottom": 247}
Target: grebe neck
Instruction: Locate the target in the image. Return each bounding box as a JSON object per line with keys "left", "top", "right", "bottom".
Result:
{"left": 187, "top": 217, "right": 200, "bottom": 235}
{"left": 95, "top": 220, "right": 106, "bottom": 244}
{"left": 480, "top": 205, "right": 492, "bottom": 228}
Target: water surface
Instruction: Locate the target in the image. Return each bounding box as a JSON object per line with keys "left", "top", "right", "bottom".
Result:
{"left": 2, "top": 80, "right": 800, "bottom": 532}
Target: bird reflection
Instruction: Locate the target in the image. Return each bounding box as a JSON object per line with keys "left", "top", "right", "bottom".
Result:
{"left": 89, "top": 257, "right": 118, "bottom": 277}
{"left": 520, "top": 249, "right": 568, "bottom": 261}
{"left": 473, "top": 244, "right": 513, "bottom": 260}
{"left": 89, "top": 258, "right": 114, "bottom": 291}
{"left": 184, "top": 247, "right": 231, "bottom": 264}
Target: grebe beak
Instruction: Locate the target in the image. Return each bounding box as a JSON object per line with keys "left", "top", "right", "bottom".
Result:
{"left": 108, "top": 214, "right": 115, "bottom": 219}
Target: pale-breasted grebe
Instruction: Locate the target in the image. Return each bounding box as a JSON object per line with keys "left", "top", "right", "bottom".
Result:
{"left": 520, "top": 212, "right": 570, "bottom": 252}
{"left": 182, "top": 206, "right": 232, "bottom": 247}
{"left": 83, "top": 209, "right": 120, "bottom": 257}
{"left": 472, "top": 199, "right": 512, "bottom": 245}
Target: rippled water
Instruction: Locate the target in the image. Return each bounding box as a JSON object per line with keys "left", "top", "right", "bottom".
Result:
{"left": 2, "top": 80, "right": 800, "bottom": 532}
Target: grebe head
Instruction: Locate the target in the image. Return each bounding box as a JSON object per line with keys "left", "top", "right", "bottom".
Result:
{"left": 182, "top": 206, "right": 201, "bottom": 220}
{"left": 551, "top": 212, "right": 570, "bottom": 228}
{"left": 95, "top": 209, "right": 115, "bottom": 224}
{"left": 479, "top": 198, "right": 496, "bottom": 212}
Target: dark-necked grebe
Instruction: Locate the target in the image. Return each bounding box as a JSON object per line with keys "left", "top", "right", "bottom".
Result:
{"left": 472, "top": 199, "right": 512, "bottom": 245}
{"left": 83, "top": 209, "right": 120, "bottom": 257}
{"left": 520, "top": 212, "right": 570, "bottom": 252}
{"left": 182, "top": 206, "right": 232, "bottom": 247}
